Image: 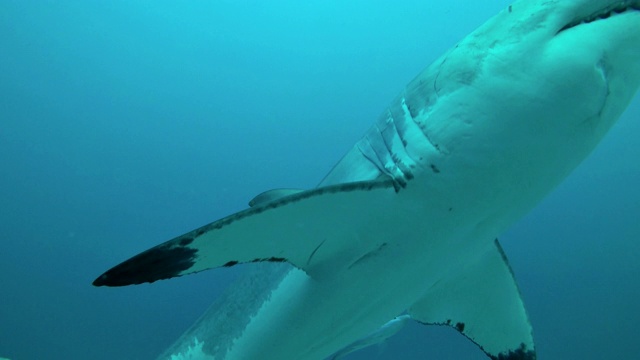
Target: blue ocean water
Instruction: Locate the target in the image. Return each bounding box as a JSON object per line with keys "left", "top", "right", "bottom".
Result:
{"left": 0, "top": 1, "right": 638, "bottom": 359}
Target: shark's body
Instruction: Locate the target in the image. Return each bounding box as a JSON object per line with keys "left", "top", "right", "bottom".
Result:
{"left": 94, "top": 0, "right": 640, "bottom": 359}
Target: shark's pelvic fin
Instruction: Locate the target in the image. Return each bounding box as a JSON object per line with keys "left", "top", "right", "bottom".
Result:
{"left": 248, "top": 188, "right": 305, "bottom": 207}
{"left": 329, "top": 314, "right": 411, "bottom": 360}
{"left": 409, "top": 239, "right": 536, "bottom": 360}
{"left": 93, "top": 180, "right": 396, "bottom": 287}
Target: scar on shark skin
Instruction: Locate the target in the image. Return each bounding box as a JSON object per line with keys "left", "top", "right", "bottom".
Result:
{"left": 307, "top": 239, "right": 327, "bottom": 266}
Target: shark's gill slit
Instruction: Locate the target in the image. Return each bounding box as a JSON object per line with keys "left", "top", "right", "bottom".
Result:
{"left": 400, "top": 97, "right": 443, "bottom": 156}
{"left": 380, "top": 116, "right": 416, "bottom": 181}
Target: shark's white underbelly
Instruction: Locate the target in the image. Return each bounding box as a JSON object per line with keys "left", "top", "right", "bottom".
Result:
{"left": 221, "top": 175, "right": 522, "bottom": 360}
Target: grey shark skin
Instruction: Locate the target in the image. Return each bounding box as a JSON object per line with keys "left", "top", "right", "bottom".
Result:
{"left": 94, "top": 0, "right": 640, "bottom": 359}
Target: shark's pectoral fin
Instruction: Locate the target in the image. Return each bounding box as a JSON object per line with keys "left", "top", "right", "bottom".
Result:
{"left": 93, "top": 180, "right": 396, "bottom": 287}
{"left": 409, "top": 239, "right": 536, "bottom": 360}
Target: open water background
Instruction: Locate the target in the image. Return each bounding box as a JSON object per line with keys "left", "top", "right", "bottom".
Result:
{"left": 1, "top": 1, "right": 639, "bottom": 359}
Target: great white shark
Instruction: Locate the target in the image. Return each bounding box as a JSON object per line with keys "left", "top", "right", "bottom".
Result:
{"left": 94, "top": 0, "right": 640, "bottom": 359}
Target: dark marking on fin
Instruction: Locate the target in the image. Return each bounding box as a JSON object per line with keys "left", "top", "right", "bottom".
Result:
{"left": 430, "top": 164, "right": 441, "bottom": 173}
{"left": 455, "top": 322, "right": 465, "bottom": 332}
{"left": 490, "top": 343, "right": 536, "bottom": 360}
{"left": 494, "top": 238, "right": 517, "bottom": 278}
{"left": 223, "top": 260, "right": 239, "bottom": 267}
{"left": 93, "top": 244, "right": 197, "bottom": 287}
{"left": 179, "top": 236, "right": 194, "bottom": 246}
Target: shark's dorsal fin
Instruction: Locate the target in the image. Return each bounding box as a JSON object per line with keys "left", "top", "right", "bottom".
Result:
{"left": 248, "top": 188, "right": 305, "bottom": 207}
{"left": 409, "top": 239, "right": 536, "bottom": 360}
